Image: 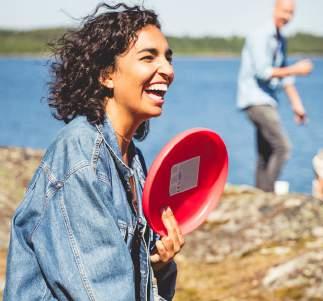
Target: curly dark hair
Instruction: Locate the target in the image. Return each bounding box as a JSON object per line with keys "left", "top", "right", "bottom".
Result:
{"left": 48, "top": 2, "right": 161, "bottom": 140}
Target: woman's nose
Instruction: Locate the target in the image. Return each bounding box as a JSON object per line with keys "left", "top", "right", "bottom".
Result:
{"left": 158, "top": 59, "right": 174, "bottom": 83}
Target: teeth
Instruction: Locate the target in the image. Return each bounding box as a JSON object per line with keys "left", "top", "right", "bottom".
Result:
{"left": 146, "top": 83, "right": 168, "bottom": 92}
{"left": 149, "top": 93, "right": 163, "bottom": 101}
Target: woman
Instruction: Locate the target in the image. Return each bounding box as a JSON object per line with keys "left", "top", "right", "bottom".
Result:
{"left": 4, "top": 3, "right": 184, "bottom": 300}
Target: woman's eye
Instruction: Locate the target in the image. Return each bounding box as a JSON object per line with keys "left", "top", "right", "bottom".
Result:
{"left": 141, "top": 55, "right": 154, "bottom": 61}
{"left": 166, "top": 56, "right": 173, "bottom": 64}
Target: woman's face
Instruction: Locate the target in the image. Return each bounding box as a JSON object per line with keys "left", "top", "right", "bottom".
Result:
{"left": 105, "top": 25, "right": 174, "bottom": 123}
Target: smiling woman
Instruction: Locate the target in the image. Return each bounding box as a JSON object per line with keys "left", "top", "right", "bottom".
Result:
{"left": 101, "top": 25, "right": 174, "bottom": 134}
{"left": 4, "top": 2, "right": 184, "bottom": 301}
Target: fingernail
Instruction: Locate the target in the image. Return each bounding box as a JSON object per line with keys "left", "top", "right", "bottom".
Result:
{"left": 160, "top": 207, "right": 167, "bottom": 214}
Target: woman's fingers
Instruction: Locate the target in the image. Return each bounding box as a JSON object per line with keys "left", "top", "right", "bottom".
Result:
{"left": 161, "top": 207, "right": 185, "bottom": 252}
{"left": 155, "top": 240, "right": 169, "bottom": 262}
{"left": 161, "top": 236, "right": 174, "bottom": 254}
{"left": 150, "top": 252, "right": 160, "bottom": 263}
{"left": 151, "top": 236, "right": 176, "bottom": 263}
{"left": 150, "top": 207, "right": 185, "bottom": 266}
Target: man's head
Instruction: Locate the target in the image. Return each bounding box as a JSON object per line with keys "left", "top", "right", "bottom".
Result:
{"left": 273, "top": 0, "right": 295, "bottom": 29}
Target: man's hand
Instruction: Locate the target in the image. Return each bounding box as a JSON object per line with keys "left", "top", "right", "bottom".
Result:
{"left": 292, "top": 103, "right": 307, "bottom": 124}
{"left": 150, "top": 207, "right": 185, "bottom": 271}
{"left": 291, "top": 59, "right": 313, "bottom": 76}
{"left": 284, "top": 84, "right": 308, "bottom": 125}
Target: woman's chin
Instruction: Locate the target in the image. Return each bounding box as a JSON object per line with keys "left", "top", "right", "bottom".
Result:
{"left": 142, "top": 108, "right": 163, "bottom": 120}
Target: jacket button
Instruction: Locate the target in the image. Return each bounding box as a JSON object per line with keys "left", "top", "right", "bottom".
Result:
{"left": 56, "top": 181, "right": 63, "bottom": 189}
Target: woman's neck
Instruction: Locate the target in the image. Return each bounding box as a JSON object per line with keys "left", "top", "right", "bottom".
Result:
{"left": 105, "top": 102, "right": 141, "bottom": 165}
{"left": 114, "top": 130, "right": 132, "bottom": 165}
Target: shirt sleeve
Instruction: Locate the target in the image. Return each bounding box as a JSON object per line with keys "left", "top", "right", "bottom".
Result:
{"left": 281, "top": 38, "right": 295, "bottom": 87}
{"left": 247, "top": 32, "right": 274, "bottom": 81}
{"left": 282, "top": 75, "right": 295, "bottom": 87}
{"left": 5, "top": 164, "right": 136, "bottom": 301}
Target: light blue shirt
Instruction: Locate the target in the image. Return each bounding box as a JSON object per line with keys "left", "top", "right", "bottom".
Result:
{"left": 237, "top": 22, "right": 295, "bottom": 109}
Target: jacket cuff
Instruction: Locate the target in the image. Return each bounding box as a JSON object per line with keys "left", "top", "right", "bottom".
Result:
{"left": 154, "top": 260, "right": 177, "bottom": 301}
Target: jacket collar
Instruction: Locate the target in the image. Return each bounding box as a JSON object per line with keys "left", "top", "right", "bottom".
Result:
{"left": 96, "top": 114, "right": 135, "bottom": 179}
{"left": 266, "top": 21, "right": 284, "bottom": 41}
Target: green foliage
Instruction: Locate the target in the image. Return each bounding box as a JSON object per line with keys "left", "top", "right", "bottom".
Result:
{"left": 288, "top": 32, "right": 323, "bottom": 55}
{"left": 0, "top": 28, "right": 323, "bottom": 56}
{"left": 167, "top": 36, "right": 244, "bottom": 55}
{"left": 0, "top": 28, "right": 68, "bottom": 55}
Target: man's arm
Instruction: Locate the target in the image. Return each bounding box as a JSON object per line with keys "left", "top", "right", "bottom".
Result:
{"left": 247, "top": 30, "right": 313, "bottom": 81}
{"left": 271, "top": 59, "right": 313, "bottom": 78}
{"left": 284, "top": 83, "right": 307, "bottom": 124}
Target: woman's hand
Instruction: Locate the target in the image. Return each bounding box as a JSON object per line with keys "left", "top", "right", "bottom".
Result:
{"left": 150, "top": 207, "right": 185, "bottom": 271}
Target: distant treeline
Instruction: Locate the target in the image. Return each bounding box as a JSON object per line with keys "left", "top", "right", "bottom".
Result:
{"left": 0, "top": 28, "right": 67, "bottom": 55}
{"left": 1, "top": 28, "right": 323, "bottom": 56}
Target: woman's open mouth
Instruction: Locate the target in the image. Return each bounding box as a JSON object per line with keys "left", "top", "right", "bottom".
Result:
{"left": 144, "top": 83, "right": 168, "bottom": 101}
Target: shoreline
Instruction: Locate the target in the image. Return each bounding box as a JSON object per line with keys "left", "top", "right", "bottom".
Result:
{"left": 1, "top": 53, "right": 323, "bottom": 60}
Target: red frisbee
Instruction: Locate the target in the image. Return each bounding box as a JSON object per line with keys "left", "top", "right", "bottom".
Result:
{"left": 142, "top": 128, "right": 228, "bottom": 236}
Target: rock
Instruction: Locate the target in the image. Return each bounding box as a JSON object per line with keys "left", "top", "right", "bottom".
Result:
{"left": 312, "top": 226, "right": 323, "bottom": 237}
{"left": 183, "top": 188, "right": 322, "bottom": 262}
{"left": 177, "top": 185, "right": 323, "bottom": 300}
{"left": 262, "top": 252, "right": 323, "bottom": 300}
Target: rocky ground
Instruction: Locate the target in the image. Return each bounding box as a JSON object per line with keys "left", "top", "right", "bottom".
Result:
{"left": 0, "top": 147, "right": 43, "bottom": 299}
{"left": 175, "top": 186, "right": 323, "bottom": 301}
{"left": 1, "top": 147, "right": 323, "bottom": 300}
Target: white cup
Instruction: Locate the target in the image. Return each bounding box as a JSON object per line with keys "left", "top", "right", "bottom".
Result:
{"left": 274, "top": 180, "right": 290, "bottom": 195}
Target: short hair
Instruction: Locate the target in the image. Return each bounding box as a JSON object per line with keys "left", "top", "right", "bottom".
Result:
{"left": 48, "top": 2, "right": 160, "bottom": 140}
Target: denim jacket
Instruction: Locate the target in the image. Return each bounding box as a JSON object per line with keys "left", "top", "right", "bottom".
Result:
{"left": 4, "top": 115, "right": 177, "bottom": 301}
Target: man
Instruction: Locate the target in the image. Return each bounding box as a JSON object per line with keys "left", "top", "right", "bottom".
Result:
{"left": 237, "top": 0, "right": 313, "bottom": 192}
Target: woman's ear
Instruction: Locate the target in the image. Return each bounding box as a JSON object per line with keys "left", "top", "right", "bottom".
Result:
{"left": 99, "top": 68, "right": 114, "bottom": 89}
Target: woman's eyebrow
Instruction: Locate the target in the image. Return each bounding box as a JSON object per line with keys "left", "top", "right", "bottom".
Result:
{"left": 137, "top": 48, "right": 158, "bottom": 55}
{"left": 137, "top": 48, "right": 173, "bottom": 56}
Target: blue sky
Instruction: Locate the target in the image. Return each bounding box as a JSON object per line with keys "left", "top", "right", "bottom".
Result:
{"left": 1, "top": 0, "right": 322, "bottom": 36}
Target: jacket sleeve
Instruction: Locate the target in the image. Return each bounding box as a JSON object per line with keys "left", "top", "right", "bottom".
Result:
{"left": 5, "top": 164, "right": 136, "bottom": 301}
{"left": 4, "top": 166, "right": 54, "bottom": 301}
{"left": 150, "top": 231, "right": 177, "bottom": 301}
{"left": 154, "top": 260, "right": 177, "bottom": 301}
